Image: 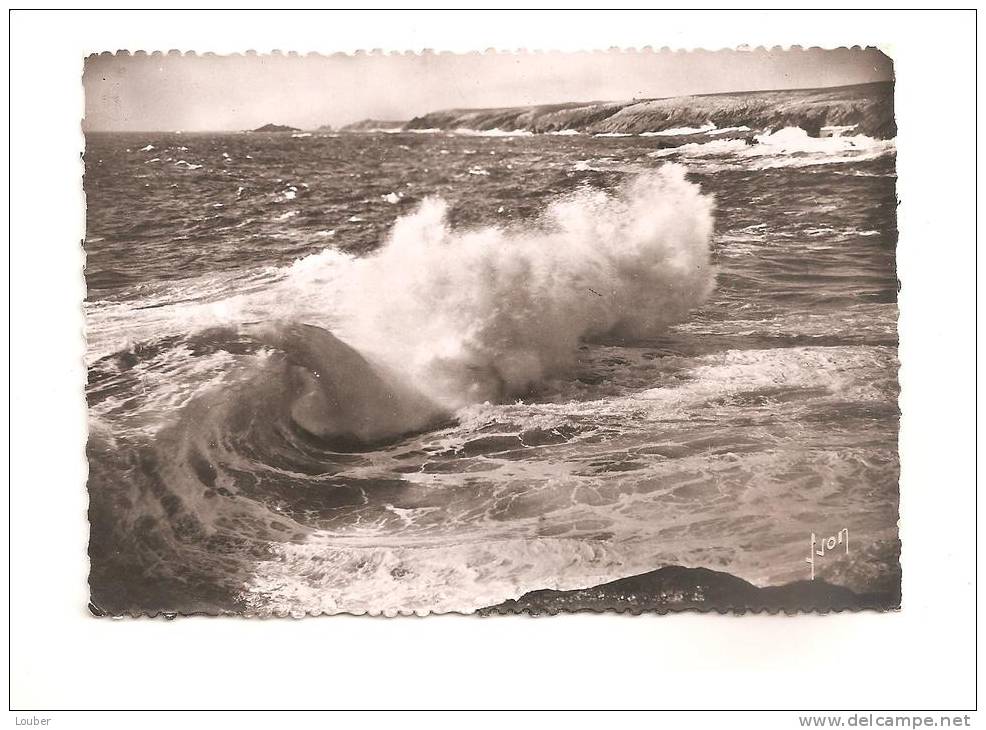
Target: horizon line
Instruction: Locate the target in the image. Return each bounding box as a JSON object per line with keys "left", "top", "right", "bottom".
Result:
{"left": 83, "top": 78, "right": 893, "bottom": 135}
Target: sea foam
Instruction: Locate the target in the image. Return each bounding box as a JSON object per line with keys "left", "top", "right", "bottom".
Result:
{"left": 640, "top": 122, "right": 717, "bottom": 136}
{"left": 649, "top": 126, "right": 895, "bottom": 169}
{"left": 86, "top": 167, "right": 716, "bottom": 416}
{"left": 327, "top": 164, "right": 716, "bottom": 408}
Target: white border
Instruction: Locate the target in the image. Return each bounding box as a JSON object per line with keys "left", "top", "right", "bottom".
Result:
{"left": 6, "top": 8, "right": 979, "bottom": 715}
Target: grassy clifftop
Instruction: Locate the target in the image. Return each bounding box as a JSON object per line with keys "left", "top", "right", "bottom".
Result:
{"left": 402, "top": 81, "right": 895, "bottom": 138}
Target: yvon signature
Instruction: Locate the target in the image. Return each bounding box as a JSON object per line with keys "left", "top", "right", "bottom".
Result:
{"left": 806, "top": 528, "right": 849, "bottom": 581}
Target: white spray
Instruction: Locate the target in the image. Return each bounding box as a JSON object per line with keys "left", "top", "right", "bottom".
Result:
{"left": 329, "top": 164, "right": 716, "bottom": 408}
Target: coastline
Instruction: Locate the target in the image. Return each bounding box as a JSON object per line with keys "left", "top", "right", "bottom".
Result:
{"left": 393, "top": 81, "right": 894, "bottom": 138}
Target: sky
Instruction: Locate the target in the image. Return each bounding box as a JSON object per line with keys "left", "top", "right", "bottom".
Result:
{"left": 83, "top": 47, "right": 892, "bottom": 132}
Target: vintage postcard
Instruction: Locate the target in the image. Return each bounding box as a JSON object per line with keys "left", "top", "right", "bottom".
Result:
{"left": 83, "top": 47, "right": 900, "bottom": 616}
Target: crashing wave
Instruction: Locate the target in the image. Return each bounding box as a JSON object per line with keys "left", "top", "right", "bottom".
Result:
{"left": 329, "top": 164, "right": 715, "bottom": 410}
{"left": 88, "top": 166, "right": 716, "bottom": 423}
{"left": 649, "top": 126, "right": 895, "bottom": 169}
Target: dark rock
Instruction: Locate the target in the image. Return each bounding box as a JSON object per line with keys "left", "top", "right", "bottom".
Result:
{"left": 478, "top": 564, "right": 900, "bottom": 615}
{"left": 251, "top": 123, "right": 301, "bottom": 133}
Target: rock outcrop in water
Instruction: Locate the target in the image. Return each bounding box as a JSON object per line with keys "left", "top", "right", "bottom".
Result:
{"left": 401, "top": 81, "right": 894, "bottom": 139}
{"left": 479, "top": 565, "right": 900, "bottom": 615}
{"left": 251, "top": 123, "right": 301, "bottom": 133}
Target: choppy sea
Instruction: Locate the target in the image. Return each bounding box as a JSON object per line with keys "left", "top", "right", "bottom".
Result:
{"left": 84, "top": 127, "right": 899, "bottom": 615}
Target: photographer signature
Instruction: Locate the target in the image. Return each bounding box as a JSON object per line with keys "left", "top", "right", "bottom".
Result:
{"left": 806, "top": 528, "right": 849, "bottom": 580}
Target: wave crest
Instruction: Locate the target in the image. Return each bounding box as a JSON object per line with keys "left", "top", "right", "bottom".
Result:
{"left": 87, "top": 167, "right": 717, "bottom": 422}
{"left": 649, "top": 126, "right": 895, "bottom": 169}
{"left": 332, "top": 165, "right": 716, "bottom": 408}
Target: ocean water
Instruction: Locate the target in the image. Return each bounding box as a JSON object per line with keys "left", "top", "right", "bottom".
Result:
{"left": 84, "top": 128, "right": 899, "bottom": 615}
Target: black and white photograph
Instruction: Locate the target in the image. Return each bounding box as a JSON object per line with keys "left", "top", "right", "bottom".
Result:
{"left": 7, "top": 7, "right": 980, "bottom": 717}
{"left": 83, "top": 46, "right": 901, "bottom": 617}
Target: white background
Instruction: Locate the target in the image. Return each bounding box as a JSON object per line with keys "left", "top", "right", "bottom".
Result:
{"left": 5, "top": 8, "right": 980, "bottom": 719}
